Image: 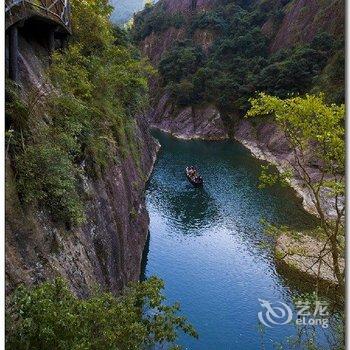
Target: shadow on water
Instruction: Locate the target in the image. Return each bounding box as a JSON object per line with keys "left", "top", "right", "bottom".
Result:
{"left": 275, "top": 258, "right": 344, "bottom": 307}
{"left": 140, "top": 232, "right": 150, "bottom": 282}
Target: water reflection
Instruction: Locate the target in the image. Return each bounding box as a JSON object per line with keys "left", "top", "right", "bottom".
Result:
{"left": 148, "top": 179, "right": 219, "bottom": 233}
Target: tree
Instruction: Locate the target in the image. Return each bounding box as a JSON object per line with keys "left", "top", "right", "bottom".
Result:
{"left": 6, "top": 277, "right": 197, "bottom": 350}
{"left": 246, "top": 93, "right": 345, "bottom": 290}
{"left": 159, "top": 43, "right": 204, "bottom": 84}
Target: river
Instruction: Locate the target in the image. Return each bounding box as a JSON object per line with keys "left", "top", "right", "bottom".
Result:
{"left": 143, "top": 131, "right": 340, "bottom": 349}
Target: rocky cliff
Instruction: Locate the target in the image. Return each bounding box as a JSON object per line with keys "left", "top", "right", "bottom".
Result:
{"left": 138, "top": 0, "right": 344, "bottom": 69}
{"left": 266, "top": 0, "right": 344, "bottom": 53}
{"left": 234, "top": 119, "right": 343, "bottom": 220}
{"left": 6, "top": 32, "right": 159, "bottom": 297}
{"left": 149, "top": 92, "right": 228, "bottom": 140}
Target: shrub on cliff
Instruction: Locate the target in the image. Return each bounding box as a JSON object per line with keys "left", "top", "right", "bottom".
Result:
{"left": 6, "top": 277, "right": 197, "bottom": 350}
{"left": 159, "top": 41, "right": 205, "bottom": 84}
{"left": 132, "top": 2, "right": 185, "bottom": 41}
{"left": 6, "top": 0, "right": 153, "bottom": 226}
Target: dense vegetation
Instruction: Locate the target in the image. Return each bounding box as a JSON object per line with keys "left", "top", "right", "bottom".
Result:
{"left": 6, "top": 277, "right": 197, "bottom": 349}
{"left": 132, "top": 1, "right": 185, "bottom": 41}
{"left": 133, "top": 0, "right": 344, "bottom": 113}
{"left": 6, "top": 0, "right": 153, "bottom": 226}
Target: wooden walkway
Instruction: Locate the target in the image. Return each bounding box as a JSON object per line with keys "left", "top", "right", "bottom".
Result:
{"left": 5, "top": 0, "right": 71, "bottom": 33}
{"left": 5, "top": 0, "right": 71, "bottom": 82}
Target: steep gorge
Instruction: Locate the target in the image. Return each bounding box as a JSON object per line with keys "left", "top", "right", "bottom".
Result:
{"left": 5, "top": 0, "right": 344, "bottom": 297}
{"left": 134, "top": 0, "right": 344, "bottom": 218}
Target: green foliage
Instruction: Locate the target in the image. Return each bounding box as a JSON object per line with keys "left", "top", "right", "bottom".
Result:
{"left": 70, "top": 0, "right": 115, "bottom": 55}
{"left": 312, "top": 40, "right": 345, "bottom": 104}
{"left": 189, "top": 10, "right": 228, "bottom": 33}
{"left": 5, "top": 80, "right": 29, "bottom": 132}
{"left": 16, "top": 142, "right": 85, "bottom": 226}
{"left": 256, "top": 33, "right": 335, "bottom": 98}
{"left": 6, "top": 277, "right": 197, "bottom": 350}
{"left": 246, "top": 93, "right": 345, "bottom": 175}
{"left": 144, "top": 0, "right": 343, "bottom": 113}
{"left": 156, "top": 3, "right": 271, "bottom": 111}
{"left": 6, "top": 0, "right": 153, "bottom": 226}
{"left": 247, "top": 93, "right": 345, "bottom": 289}
{"left": 258, "top": 165, "right": 292, "bottom": 189}
{"left": 159, "top": 41, "right": 205, "bottom": 84}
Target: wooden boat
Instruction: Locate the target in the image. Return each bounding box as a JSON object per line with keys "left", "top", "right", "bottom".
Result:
{"left": 185, "top": 166, "right": 203, "bottom": 187}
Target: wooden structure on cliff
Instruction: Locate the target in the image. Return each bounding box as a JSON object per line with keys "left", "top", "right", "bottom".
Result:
{"left": 5, "top": 0, "right": 71, "bottom": 81}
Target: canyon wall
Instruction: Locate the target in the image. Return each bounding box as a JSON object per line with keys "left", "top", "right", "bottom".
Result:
{"left": 266, "top": 0, "right": 344, "bottom": 52}
{"left": 6, "top": 33, "right": 159, "bottom": 297}
{"left": 149, "top": 92, "right": 228, "bottom": 140}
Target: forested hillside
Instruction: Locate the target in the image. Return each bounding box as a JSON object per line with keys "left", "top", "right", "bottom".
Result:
{"left": 133, "top": 0, "right": 344, "bottom": 117}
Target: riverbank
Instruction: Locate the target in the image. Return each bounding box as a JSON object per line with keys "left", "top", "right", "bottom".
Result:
{"left": 275, "top": 232, "right": 345, "bottom": 287}
{"left": 234, "top": 119, "right": 342, "bottom": 221}
{"left": 233, "top": 119, "right": 344, "bottom": 287}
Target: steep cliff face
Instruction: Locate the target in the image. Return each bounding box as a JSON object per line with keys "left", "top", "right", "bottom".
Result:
{"left": 138, "top": 0, "right": 218, "bottom": 65}
{"left": 6, "top": 33, "right": 159, "bottom": 297}
{"left": 139, "top": 0, "right": 344, "bottom": 70}
{"left": 150, "top": 92, "right": 228, "bottom": 140}
{"left": 267, "top": 0, "right": 344, "bottom": 52}
{"left": 142, "top": 27, "right": 186, "bottom": 65}
{"left": 137, "top": 0, "right": 225, "bottom": 139}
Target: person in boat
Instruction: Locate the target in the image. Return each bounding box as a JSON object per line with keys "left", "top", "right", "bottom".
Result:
{"left": 188, "top": 166, "right": 196, "bottom": 177}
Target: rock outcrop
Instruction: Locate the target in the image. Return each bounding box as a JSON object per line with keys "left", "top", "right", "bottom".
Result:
{"left": 275, "top": 233, "right": 344, "bottom": 286}
{"left": 141, "top": 27, "right": 186, "bottom": 65}
{"left": 267, "top": 0, "right": 344, "bottom": 52}
{"left": 138, "top": 0, "right": 219, "bottom": 64}
{"left": 149, "top": 92, "right": 228, "bottom": 140}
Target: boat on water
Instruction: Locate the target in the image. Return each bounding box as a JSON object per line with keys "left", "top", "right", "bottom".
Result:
{"left": 185, "top": 166, "right": 203, "bottom": 187}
